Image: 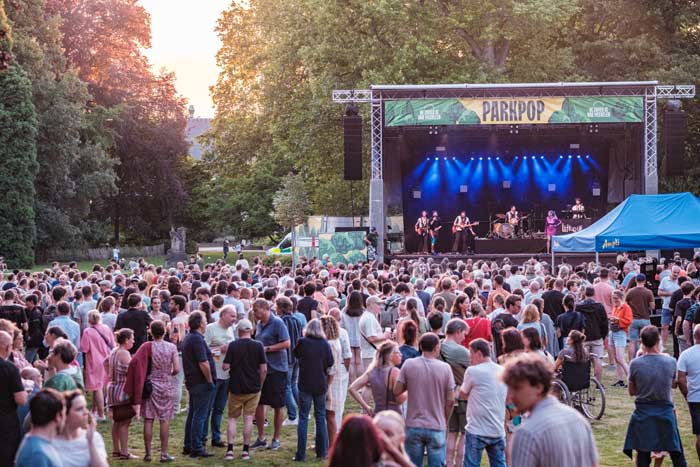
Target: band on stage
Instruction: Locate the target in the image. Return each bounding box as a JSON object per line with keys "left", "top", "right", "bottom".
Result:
{"left": 412, "top": 198, "right": 586, "bottom": 255}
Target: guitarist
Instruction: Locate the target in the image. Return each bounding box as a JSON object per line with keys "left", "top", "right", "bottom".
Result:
{"left": 452, "top": 210, "right": 478, "bottom": 254}
{"left": 415, "top": 210, "right": 430, "bottom": 253}
{"left": 429, "top": 211, "right": 442, "bottom": 255}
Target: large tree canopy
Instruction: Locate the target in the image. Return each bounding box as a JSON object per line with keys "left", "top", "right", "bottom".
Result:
{"left": 204, "top": 0, "right": 700, "bottom": 241}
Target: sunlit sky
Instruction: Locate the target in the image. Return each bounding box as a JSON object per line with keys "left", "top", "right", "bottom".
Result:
{"left": 140, "top": 0, "right": 231, "bottom": 118}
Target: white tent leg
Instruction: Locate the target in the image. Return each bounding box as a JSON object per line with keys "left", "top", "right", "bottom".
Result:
{"left": 595, "top": 252, "right": 599, "bottom": 265}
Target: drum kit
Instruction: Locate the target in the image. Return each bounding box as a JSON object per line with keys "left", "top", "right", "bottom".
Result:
{"left": 491, "top": 212, "right": 532, "bottom": 239}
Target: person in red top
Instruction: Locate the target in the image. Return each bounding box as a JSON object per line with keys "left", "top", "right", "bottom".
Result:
{"left": 463, "top": 306, "right": 492, "bottom": 348}
{"left": 609, "top": 289, "right": 633, "bottom": 388}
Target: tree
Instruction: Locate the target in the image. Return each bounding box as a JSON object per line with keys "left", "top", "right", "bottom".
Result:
{"left": 5, "top": 0, "right": 118, "bottom": 251}
{"left": 0, "top": 3, "right": 38, "bottom": 267}
{"left": 272, "top": 173, "right": 311, "bottom": 267}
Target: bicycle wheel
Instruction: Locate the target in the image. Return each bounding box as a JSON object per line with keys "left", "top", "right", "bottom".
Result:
{"left": 579, "top": 377, "right": 606, "bottom": 420}
{"left": 551, "top": 379, "right": 571, "bottom": 406}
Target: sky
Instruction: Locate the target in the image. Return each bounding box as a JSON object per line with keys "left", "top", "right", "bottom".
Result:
{"left": 140, "top": 0, "right": 231, "bottom": 118}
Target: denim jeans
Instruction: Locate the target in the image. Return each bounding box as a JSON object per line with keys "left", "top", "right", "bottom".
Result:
{"left": 174, "top": 354, "right": 185, "bottom": 412}
{"left": 463, "top": 432, "right": 506, "bottom": 467}
{"left": 209, "top": 378, "right": 229, "bottom": 443}
{"left": 285, "top": 361, "right": 299, "bottom": 421}
{"left": 295, "top": 390, "right": 328, "bottom": 461}
{"left": 405, "top": 426, "right": 446, "bottom": 467}
{"left": 184, "top": 383, "right": 216, "bottom": 453}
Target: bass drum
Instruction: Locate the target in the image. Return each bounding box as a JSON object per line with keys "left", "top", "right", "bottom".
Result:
{"left": 493, "top": 222, "right": 514, "bottom": 239}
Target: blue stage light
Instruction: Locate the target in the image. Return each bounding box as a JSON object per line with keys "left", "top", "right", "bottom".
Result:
{"left": 514, "top": 156, "right": 519, "bottom": 159}
{"left": 496, "top": 156, "right": 500, "bottom": 160}
{"left": 434, "top": 157, "right": 438, "bottom": 161}
{"left": 487, "top": 156, "right": 492, "bottom": 160}
{"left": 568, "top": 155, "right": 572, "bottom": 159}
{"left": 577, "top": 155, "right": 581, "bottom": 159}
{"left": 586, "top": 155, "right": 590, "bottom": 159}
{"left": 452, "top": 157, "right": 456, "bottom": 160}
{"left": 559, "top": 155, "right": 563, "bottom": 159}
{"left": 470, "top": 157, "right": 474, "bottom": 161}
{"left": 479, "top": 157, "right": 483, "bottom": 161}
{"left": 540, "top": 155, "right": 545, "bottom": 159}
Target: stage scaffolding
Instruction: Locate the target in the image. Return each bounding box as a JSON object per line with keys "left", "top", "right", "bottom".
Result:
{"left": 332, "top": 82, "right": 695, "bottom": 262}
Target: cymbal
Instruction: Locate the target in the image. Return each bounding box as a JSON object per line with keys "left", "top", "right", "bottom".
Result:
{"left": 495, "top": 213, "right": 506, "bottom": 219}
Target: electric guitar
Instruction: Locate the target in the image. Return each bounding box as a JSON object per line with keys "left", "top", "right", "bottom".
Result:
{"left": 452, "top": 221, "right": 480, "bottom": 234}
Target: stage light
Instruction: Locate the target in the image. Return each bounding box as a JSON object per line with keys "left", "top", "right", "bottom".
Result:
{"left": 479, "top": 157, "right": 483, "bottom": 161}
{"left": 502, "top": 180, "right": 511, "bottom": 189}
{"left": 452, "top": 157, "right": 456, "bottom": 160}
{"left": 496, "top": 156, "right": 500, "bottom": 160}
{"left": 514, "top": 156, "right": 519, "bottom": 159}
{"left": 509, "top": 124, "right": 519, "bottom": 134}
{"left": 568, "top": 155, "right": 572, "bottom": 159}
{"left": 488, "top": 156, "right": 492, "bottom": 160}
{"left": 577, "top": 155, "right": 581, "bottom": 159}
{"left": 586, "top": 155, "right": 590, "bottom": 159}
{"left": 470, "top": 157, "right": 474, "bottom": 161}
{"left": 459, "top": 185, "right": 468, "bottom": 193}
{"left": 434, "top": 157, "right": 438, "bottom": 161}
{"left": 540, "top": 156, "right": 545, "bottom": 159}
{"left": 559, "top": 155, "right": 563, "bottom": 159}
{"left": 443, "top": 157, "right": 447, "bottom": 161}
{"left": 548, "top": 184, "right": 556, "bottom": 192}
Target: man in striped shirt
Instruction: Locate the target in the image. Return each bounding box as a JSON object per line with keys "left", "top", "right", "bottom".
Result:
{"left": 502, "top": 354, "right": 599, "bottom": 467}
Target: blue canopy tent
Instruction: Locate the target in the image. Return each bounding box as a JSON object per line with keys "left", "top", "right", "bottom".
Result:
{"left": 552, "top": 193, "right": 700, "bottom": 266}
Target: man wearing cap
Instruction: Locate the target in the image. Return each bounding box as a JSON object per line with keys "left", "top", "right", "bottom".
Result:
{"left": 222, "top": 318, "right": 266, "bottom": 460}
{"left": 626, "top": 273, "right": 656, "bottom": 360}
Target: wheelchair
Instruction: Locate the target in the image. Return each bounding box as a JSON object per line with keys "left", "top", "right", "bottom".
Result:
{"left": 551, "top": 359, "right": 606, "bottom": 420}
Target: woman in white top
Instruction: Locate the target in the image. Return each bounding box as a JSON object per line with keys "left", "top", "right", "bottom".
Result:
{"left": 53, "top": 390, "right": 108, "bottom": 467}
{"left": 320, "top": 315, "right": 346, "bottom": 448}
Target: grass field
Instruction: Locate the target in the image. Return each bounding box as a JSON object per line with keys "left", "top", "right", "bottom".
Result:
{"left": 99, "top": 366, "right": 700, "bottom": 467}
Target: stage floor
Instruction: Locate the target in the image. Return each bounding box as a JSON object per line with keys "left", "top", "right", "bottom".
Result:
{"left": 387, "top": 251, "right": 617, "bottom": 265}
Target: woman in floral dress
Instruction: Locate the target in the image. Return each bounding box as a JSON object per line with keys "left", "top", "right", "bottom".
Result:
{"left": 142, "top": 320, "right": 180, "bottom": 462}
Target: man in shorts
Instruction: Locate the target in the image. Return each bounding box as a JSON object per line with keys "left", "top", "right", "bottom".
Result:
{"left": 678, "top": 323, "right": 700, "bottom": 463}
{"left": 251, "top": 299, "right": 290, "bottom": 451}
{"left": 223, "top": 319, "right": 267, "bottom": 460}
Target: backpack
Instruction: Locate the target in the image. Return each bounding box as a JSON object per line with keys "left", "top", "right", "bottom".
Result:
{"left": 380, "top": 296, "right": 401, "bottom": 330}
{"left": 41, "top": 305, "right": 58, "bottom": 334}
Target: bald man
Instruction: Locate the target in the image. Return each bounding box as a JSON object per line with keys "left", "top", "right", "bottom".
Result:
{"left": 0, "top": 330, "right": 28, "bottom": 465}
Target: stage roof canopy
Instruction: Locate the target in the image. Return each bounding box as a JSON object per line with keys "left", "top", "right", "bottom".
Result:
{"left": 552, "top": 192, "right": 700, "bottom": 252}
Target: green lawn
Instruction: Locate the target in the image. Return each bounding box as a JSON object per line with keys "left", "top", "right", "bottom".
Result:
{"left": 98, "top": 367, "right": 700, "bottom": 467}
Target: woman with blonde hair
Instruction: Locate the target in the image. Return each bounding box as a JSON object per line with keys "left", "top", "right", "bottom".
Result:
{"left": 80, "top": 310, "right": 114, "bottom": 421}
{"left": 320, "top": 315, "right": 344, "bottom": 447}
{"left": 517, "top": 304, "right": 546, "bottom": 343}
{"left": 348, "top": 341, "right": 406, "bottom": 416}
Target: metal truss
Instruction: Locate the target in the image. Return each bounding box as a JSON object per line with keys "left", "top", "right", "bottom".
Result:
{"left": 656, "top": 85, "right": 696, "bottom": 99}
{"left": 370, "top": 96, "right": 383, "bottom": 180}
{"left": 644, "top": 87, "right": 659, "bottom": 190}
{"left": 331, "top": 89, "right": 372, "bottom": 103}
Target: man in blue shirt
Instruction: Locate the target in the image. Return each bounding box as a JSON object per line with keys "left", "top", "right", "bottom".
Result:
{"left": 47, "top": 301, "right": 81, "bottom": 366}
{"left": 15, "top": 388, "right": 64, "bottom": 467}
{"left": 182, "top": 311, "right": 216, "bottom": 458}
{"left": 251, "top": 298, "right": 290, "bottom": 451}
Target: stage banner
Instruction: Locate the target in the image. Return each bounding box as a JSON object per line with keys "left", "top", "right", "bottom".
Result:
{"left": 384, "top": 96, "right": 643, "bottom": 126}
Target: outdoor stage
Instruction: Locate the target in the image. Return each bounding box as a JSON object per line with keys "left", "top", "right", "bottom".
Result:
{"left": 332, "top": 82, "right": 696, "bottom": 262}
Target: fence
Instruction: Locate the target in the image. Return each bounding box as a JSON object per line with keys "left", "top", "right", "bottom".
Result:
{"left": 36, "top": 244, "right": 165, "bottom": 263}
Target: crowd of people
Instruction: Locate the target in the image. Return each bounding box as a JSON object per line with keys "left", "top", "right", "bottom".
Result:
{"left": 0, "top": 250, "right": 699, "bottom": 466}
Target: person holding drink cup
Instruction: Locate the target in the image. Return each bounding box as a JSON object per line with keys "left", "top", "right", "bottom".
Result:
{"left": 205, "top": 305, "right": 237, "bottom": 448}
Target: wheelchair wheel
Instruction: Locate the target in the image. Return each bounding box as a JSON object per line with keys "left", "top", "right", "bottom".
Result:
{"left": 578, "top": 377, "right": 606, "bottom": 420}
{"left": 551, "top": 378, "right": 571, "bottom": 405}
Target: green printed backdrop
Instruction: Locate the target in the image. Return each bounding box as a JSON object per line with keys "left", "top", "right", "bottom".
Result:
{"left": 384, "top": 96, "right": 644, "bottom": 126}
{"left": 295, "top": 231, "right": 368, "bottom": 264}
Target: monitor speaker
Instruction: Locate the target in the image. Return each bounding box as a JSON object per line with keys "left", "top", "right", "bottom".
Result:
{"left": 664, "top": 111, "right": 687, "bottom": 176}
{"left": 343, "top": 115, "right": 362, "bottom": 180}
